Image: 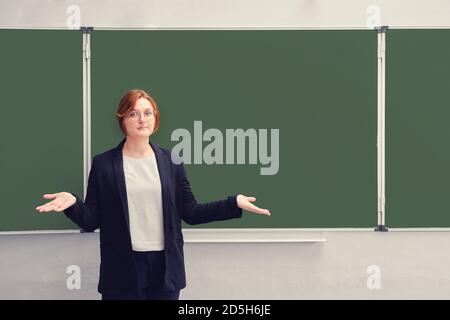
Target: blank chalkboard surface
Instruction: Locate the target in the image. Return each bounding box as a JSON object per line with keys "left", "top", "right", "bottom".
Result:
{"left": 0, "top": 30, "right": 82, "bottom": 231}
{"left": 386, "top": 29, "right": 450, "bottom": 227}
{"left": 0, "top": 29, "right": 378, "bottom": 231}
{"left": 91, "top": 30, "right": 377, "bottom": 229}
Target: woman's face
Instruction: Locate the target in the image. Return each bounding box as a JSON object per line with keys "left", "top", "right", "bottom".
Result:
{"left": 123, "top": 97, "right": 156, "bottom": 138}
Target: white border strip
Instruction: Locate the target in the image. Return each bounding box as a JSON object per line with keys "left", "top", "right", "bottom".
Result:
{"left": 2, "top": 26, "right": 450, "bottom": 31}
{"left": 82, "top": 31, "right": 87, "bottom": 198}
{"left": 0, "top": 229, "right": 87, "bottom": 235}
{"left": 381, "top": 30, "right": 386, "bottom": 227}
{"left": 377, "top": 29, "right": 387, "bottom": 228}
{"left": 2, "top": 228, "right": 450, "bottom": 238}
{"left": 82, "top": 30, "right": 92, "bottom": 199}
{"left": 188, "top": 239, "right": 326, "bottom": 243}
{"left": 0, "top": 228, "right": 327, "bottom": 242}
{"left": 182, "top": 228, "right": 326, "bottom": 243}
{"left": 90, "top": 26, "right": 450, "bottom": 30}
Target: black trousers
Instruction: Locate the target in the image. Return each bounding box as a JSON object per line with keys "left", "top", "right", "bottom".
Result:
{"left": 102, "top": 250, "right": 180, "bottom": 300}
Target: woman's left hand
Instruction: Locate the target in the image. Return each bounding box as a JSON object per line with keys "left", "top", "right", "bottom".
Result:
{"left": 236, "top": 194, "right": 271, "bottom": 216}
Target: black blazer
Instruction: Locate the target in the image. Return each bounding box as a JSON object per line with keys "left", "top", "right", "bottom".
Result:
{"left": 64, "top": 138, "right": 243, "bottom": 294}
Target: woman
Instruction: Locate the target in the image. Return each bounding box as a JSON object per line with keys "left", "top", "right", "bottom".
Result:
{"left": 35, "top": 89, "right": 271, "bottom": 300}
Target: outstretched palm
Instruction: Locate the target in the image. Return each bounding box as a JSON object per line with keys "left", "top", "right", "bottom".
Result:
{"left": 36, "top": 192, "right": 76, "bottom": 213}
{"left": 236, "top": 194, "right": 271, "bottom": 216}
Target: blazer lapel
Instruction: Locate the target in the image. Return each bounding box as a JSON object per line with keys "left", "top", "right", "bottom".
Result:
{"left": 112, "top": 137, "right": 171, "bottom": 235}
{"left": 112, "top": 138, "right": 130, "bottom": 232}
{"left": 150, "top": 140, "right": 172, "bottom": 234}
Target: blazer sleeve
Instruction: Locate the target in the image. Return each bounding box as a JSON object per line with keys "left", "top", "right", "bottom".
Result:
{"left": 63, "top": 156, "right": 100, "bottom": 232}
{"left": 177, "top": 161, "right": 243, "bottom": 225}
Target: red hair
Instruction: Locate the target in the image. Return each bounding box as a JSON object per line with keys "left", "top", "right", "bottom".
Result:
{"left": 116, "top": 89, "right": 160, "bottom": 136}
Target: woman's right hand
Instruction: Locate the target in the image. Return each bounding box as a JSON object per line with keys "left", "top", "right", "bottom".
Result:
{"left": 36, "top": 192, "right": 77, "bottom": 213}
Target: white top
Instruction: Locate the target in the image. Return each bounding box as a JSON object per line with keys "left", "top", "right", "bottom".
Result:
{"left": 123, "top": 153, "right": 165, "bottom": 252}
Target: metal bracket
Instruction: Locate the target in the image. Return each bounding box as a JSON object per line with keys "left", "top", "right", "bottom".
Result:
{"left": 374, "top": 225, "right": 389, "bottom": 232}
{"left": 80, "top": 26, "right": 94, "bottom": 34}
{"left": 374, "top": 25, "right": 389, "bottom": 33}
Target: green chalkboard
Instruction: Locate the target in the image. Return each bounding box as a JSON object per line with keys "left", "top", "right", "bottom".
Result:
{"left": 91, "top": 30, "right": 377, "bottom": 228}
{"left": 0, "top": 30, "right": 83, "bottom": 231}
{"left": 0, "top": 29, "right": 378, "bottom": 231}
{"left": 386, "top": 29, "right": 450, "bottom": 227}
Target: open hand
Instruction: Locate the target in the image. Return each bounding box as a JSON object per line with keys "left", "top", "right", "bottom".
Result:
{"left": 36, "top": 192, "right": 76, "bottom": 213}
{"left": 236, "top": 194, "right": 271, "bottom": 216}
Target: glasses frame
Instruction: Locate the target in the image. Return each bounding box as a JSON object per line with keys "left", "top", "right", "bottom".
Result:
{"left": 127, "top": 109, "right": 155, "bottom": 122}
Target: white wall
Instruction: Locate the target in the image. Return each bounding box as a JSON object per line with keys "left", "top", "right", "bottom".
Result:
{"left": 0, "top": 0, "right": 450, "bottom": 29}
{"left": 1, "top": 231, "right": 450, "bottom": 299}
{"left": 185, "top": 231, "right": 450, "bottom": 300}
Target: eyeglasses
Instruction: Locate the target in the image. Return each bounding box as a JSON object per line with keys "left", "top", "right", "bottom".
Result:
{"left": 127, "top": 109, "right": 155, "bottom": 121}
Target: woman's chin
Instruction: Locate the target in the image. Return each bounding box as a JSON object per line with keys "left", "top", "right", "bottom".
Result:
{"left": 131, "top": 131, "right": 151, "bottom": 137}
